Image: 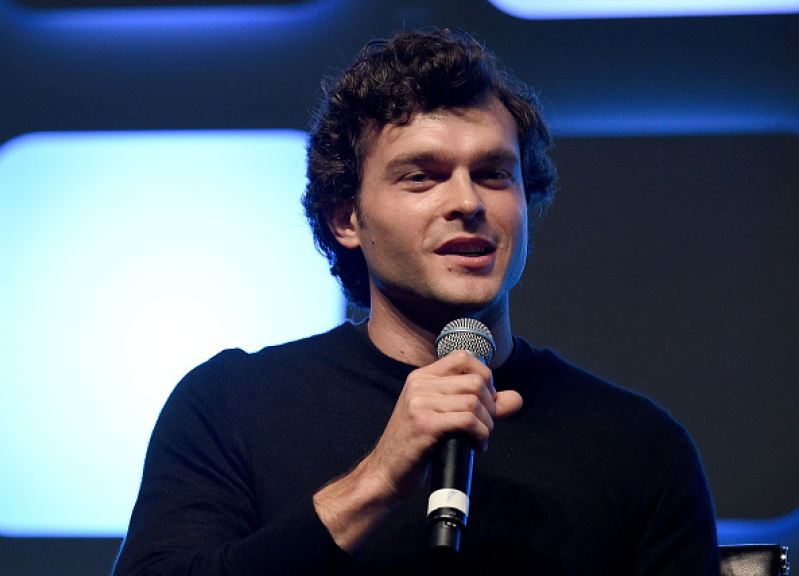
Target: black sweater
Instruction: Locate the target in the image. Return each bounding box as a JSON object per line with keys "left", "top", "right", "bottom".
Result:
{"left": 113, "top": 322, "right": 720, "bottom": 575}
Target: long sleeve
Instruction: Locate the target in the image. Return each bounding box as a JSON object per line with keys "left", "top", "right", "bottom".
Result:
{"left": 112, "top": 349, "right": 352, "bottom": 576}
{"left": 632, "top": 420, "right": 720, "bottom": 575}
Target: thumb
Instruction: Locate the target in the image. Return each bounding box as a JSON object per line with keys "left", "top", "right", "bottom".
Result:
{"left": 495, "top": 389, "right": 523, "bottom": 419}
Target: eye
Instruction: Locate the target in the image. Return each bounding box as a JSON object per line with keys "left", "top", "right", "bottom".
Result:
{"left": 405, "top": 172, "right": 429, "bottom": 183}
{"left": 475, "top": 169, "right": 514, "bottom": 189}
{"left": 398, "top": 170, "right": 443, "bottom": 191}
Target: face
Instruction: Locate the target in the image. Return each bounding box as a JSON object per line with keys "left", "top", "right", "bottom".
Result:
{"left": 331, "top": 97, "right": 528, "bottom": 325}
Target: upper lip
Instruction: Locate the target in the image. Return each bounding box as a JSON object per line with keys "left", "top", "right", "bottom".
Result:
{"left": 435, "top": 236, "right": 497, "bottom": 256}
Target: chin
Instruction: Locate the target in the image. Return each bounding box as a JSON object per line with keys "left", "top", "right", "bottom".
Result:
{"left": 434, "top": 291, "right": 505, "bottom": 316}
{"left": 381, "top": 280, "right": 508, "bottom": 320}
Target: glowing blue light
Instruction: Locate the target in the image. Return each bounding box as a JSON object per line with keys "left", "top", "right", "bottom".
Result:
{"left": 548, "top": 110, "right": 797, "bottom": 137}
{"left": 717, "top": 509, "right": 799, "bottom": 546}
{"left": 0, "top": 130, "right": 343, "bottom": 537}
{"left": 488, "top": 0, "right": 798, "bottom": 19}
{"left": 4, "top": 0, "right": 347, "bottom": 31}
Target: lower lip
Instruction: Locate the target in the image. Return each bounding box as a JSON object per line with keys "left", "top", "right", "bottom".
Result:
{"left": 439, "top": 253, "right": 495, "bottom": 269}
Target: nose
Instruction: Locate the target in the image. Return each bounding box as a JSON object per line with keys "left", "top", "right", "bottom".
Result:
{"left": 443, "top": 171, "right": 485, "bottom": 222}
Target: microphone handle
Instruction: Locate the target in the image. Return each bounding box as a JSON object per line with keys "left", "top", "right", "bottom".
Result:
{"left": 427, "top": 433, "right": 474, "bottom": 552}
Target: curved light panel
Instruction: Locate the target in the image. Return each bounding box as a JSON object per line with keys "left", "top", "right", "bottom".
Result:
{"left": 488, "top": 0, "right": 799, "bottom": 19}
{"left": 0, "top": 130, "right": 343, "bottom": 536}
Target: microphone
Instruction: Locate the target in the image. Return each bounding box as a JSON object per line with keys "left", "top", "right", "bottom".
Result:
{"left": 427, "top": 318, "right": 495, "bottom": 553}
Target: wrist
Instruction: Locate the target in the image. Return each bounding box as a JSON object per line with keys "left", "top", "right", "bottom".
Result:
{"left": 313, "top": 458, "right": 397, "bottom": 554}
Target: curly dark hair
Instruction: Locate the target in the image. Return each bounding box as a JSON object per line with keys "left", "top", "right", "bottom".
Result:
{"left": 302, "top": 28, "right": 557, "bottom": 309}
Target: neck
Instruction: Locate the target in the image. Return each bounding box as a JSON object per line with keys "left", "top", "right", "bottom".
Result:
{"left": 365, "top": 290, "right": 514, "bottom": 369}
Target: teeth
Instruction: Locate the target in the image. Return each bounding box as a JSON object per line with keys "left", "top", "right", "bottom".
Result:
{"left": 440, "top": 241, "right": 492, "bottom": 255}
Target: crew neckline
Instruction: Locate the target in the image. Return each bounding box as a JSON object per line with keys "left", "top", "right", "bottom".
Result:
{"left": 343, "top": 319, "right": 539, "bottom": 391}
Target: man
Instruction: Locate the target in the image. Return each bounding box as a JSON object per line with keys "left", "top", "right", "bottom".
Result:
{"left": 113, "top": 29, "right": 720, "bottom": 575}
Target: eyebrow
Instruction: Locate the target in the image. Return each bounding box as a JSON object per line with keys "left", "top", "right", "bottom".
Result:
{"left": 384, "top": 151, "right": 451, "bottom": 172}
{"left": 385, "top": 148, "right": 520, "bottom": 172}
{"left": 470, "top": 149, "right": 521, "bottom": 168}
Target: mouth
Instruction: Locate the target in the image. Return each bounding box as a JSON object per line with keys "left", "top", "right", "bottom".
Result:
{"left": 435, "top": 237, "right": 497, "bottom": 258}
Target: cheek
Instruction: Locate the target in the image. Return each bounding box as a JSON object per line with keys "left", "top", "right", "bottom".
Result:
{"left": 383, "top": 203, "right": 432, "bottom": 247}
{"left": 505, "top": 198, "right": 528, "bottom": 238}
{"left": 361, "top": 217, "right": 417, "bottom": 258}
{"left": 505, "top": 202, "right": 530, "bottom": 263}
{"left": 517, "top": 208, "right": 529, "bottom": 246}
{"left": 506, "top": 211, "right": 529, "bottom": 284}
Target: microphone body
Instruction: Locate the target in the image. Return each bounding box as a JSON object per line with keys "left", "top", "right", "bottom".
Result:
{"left": 427, "top": 318, "right": 495, "bottom": 553}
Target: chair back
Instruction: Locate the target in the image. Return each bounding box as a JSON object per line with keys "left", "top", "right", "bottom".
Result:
{"left": 720, "top": 544, "right": 790, "bottom": 576}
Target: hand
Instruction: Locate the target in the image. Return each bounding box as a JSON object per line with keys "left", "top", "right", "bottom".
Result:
{"left": 314, "top": 350, "right": 522, "bottom": 552}
{"left": 366, "top": 349, "right": 522, "bottom": 499}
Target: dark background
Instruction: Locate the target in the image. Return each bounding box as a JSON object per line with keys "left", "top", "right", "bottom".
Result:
{"left": 0, "top": 0, "right": 796, "bottom": 573}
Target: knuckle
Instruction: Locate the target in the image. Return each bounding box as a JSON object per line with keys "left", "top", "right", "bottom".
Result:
{"left": 462, "top": 413, "right": 484, "bottom": 435}
{"left": 404, "top": 373, "right": 429, "bottom": 394}
{"left": 467, "top": 373, "right": 483, "bottom": 387}
{"left": 453, "top": 349, "right": 472, "bottom": 361}
{"left": 406, "top": 409, "right": 430, "bottom": 435}
{"left": 405, "top": 368, "right": 423, "bottom": 385}
{"left": 464, "top": 394, "right": 481, "bottom": 412}
{"left": 405, "top": 394, "right": 427, "bottom": 415}
{"left": 450, "top": 349, "right": 475, "bottom": 367}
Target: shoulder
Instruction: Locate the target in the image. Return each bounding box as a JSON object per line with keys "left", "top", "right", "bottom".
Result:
{"left": 503, "top": 338, "right": 691, "bottom": 449}
{"left": 163, "top": 323, "right": 359, "bottom": 406}
{"left": 250, "top": 321, "right": 361, "bottom": 367}
{"left": 192, "top": 322, "right": 357, "bottom": 374}
{"left": 507, "top": 338, "right": 671, "bottom": 414}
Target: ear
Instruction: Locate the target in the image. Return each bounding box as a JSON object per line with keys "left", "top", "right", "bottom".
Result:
{"left": 326, "top": 200, "right": 362, "bottom": 250}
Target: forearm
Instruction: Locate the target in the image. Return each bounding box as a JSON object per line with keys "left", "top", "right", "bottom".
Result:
{"left": 113, "top": 498, "right": 352, "bottom": 576}
{"left": 313, "top": 456, "right": 398, "bottom": 554}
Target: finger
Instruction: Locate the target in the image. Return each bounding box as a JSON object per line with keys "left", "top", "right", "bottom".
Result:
{"left": 432, "top": 374, "right": 498, "bottom": 421}
{"left": 495, "top": 390, "right": 523, "bottom": 419}
{"left": 435, "top": 410, "right": 493, "bottom": 449}
{"left": 407, "top": 366, "right": 494, "bottom": 401}
{"left": 424, "top": 349, "right": 493, "bottom": 381}
{"left": 439, "top": 392, "right": 496, "bottom": 428}
{"left": 403, "top": 381, "right": 494, "bottom": 426}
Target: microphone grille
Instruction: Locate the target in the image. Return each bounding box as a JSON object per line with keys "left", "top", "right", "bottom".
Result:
{"left": 436, "top": 318, "right": 495, "bottom": 364}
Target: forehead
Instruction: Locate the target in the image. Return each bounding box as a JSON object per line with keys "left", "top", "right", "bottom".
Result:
{"left": 360, "top": 97, "right": 520, "bottom": 166}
